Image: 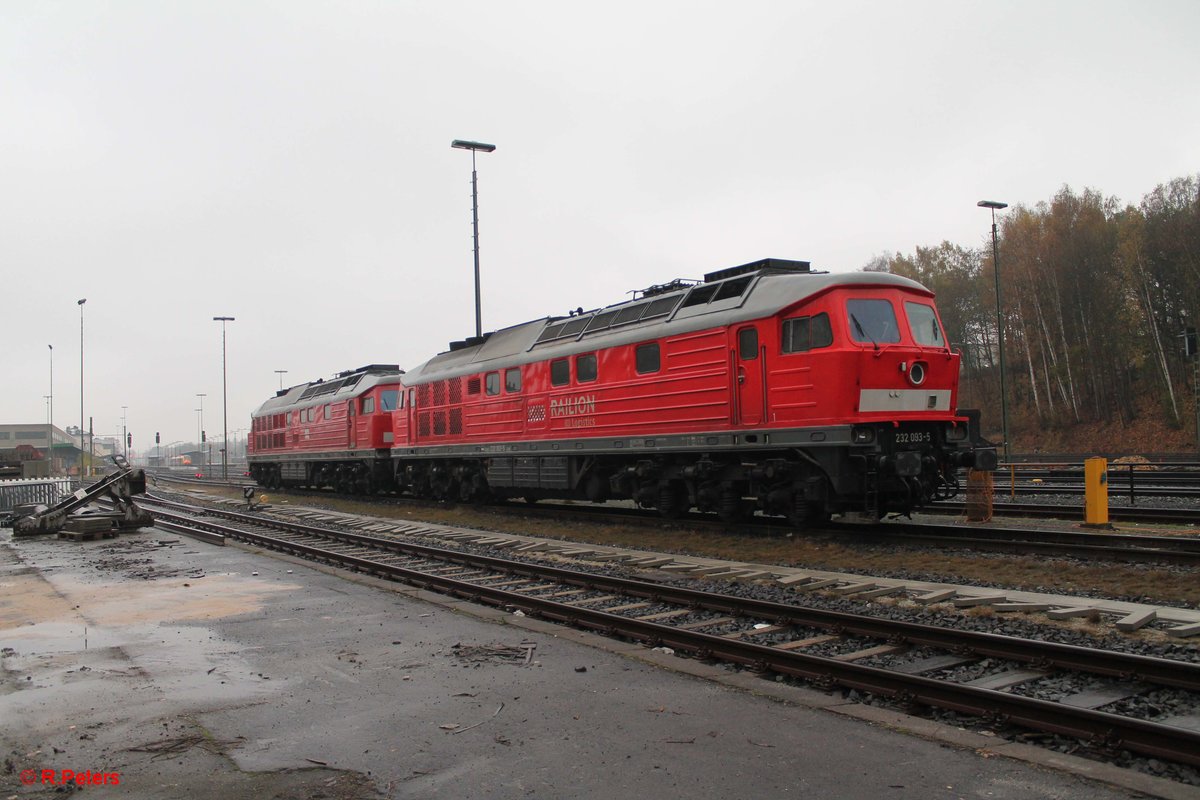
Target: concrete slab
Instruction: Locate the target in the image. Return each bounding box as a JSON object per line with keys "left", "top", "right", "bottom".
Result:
{"left": 1166, "top": 621, "right": 1200, "bottom": 639}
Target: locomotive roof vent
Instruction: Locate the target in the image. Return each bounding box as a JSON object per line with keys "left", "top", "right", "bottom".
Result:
{"left": 637, "top": 278, "right": 700, "bottom": 299}
{"left": 703, "top": 258, "right": 810, "bottom": 283}
{"left": 337, "top": 364, "right": 401, "bottom": 377}
{"left": 447, "top": 332, "right": 493, "bottom": 352}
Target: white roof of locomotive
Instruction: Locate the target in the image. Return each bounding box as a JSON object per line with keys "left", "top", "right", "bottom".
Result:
{"left": 402, "top": 268, "right": 931, "bottom": 386}
{"left": 251, "top": 367, "right": 403, "bottom": 417}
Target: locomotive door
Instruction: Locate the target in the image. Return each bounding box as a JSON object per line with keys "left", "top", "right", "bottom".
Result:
{"left": 735, "top": 325, "right": 765, "bottom": 425}
{"left": 347, "top": 400, "right": 357, "bottom": 449}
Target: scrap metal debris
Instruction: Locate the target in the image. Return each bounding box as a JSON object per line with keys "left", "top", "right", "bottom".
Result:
{"left": 447, "top": 703, "right": 505, "bottom": 735}
{"left": 128, "top": 734, "right": 245, "bottom": 759}
{"left": 449, "top": 641, "right": 536, "bottom": 666}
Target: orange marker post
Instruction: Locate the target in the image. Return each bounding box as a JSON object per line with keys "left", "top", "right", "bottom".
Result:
{"left": 1084, "top": 457, "right": 1110, "bottom": 527}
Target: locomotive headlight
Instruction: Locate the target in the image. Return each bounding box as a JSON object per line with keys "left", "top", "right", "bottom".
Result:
{"left": 907, "top": 361, "right": 927, "bottom": 386}
{"left": 852, "top": 426, "right": 875, "bottom": 444}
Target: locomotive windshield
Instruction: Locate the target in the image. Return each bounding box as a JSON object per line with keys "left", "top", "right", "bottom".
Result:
{"left": 380, "top": 390, "right": 399, "bottom": 411}
{"left": 846, "top": 299, "right": 901, "bottom": 344}
{"left": 904, "top": 302, "right": 944, "bottom": 347}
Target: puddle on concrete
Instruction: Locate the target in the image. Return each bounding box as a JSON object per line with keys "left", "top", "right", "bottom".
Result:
{"left": 1, "top": 542, "right": 298, "bottom": 712}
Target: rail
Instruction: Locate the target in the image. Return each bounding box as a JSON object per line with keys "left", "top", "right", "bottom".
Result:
{"left": 146, "top": 501, "right": 1200, "bottom": 768}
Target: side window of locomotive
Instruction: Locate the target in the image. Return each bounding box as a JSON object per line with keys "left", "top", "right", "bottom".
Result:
{"left": 361, "top": 396, "right": 375, "bottom": 414}
{"left": 381, "top": 390, "right": 399, "bottom": 411}
{"left": 904, "top": 302, "right": 944, "bottom": 347}
{"left": 782, "top": 313, "right": 833, "bottom": 353}
{"left": 485, "top": 372, "right": 501, "bottom": 396}
{"left": 635, "top": 342, "right": 660, "bottom": 374}
{"left": 324, "top": 403, "right": 333, "bottom": 420}
{"left": 576, "top": 353, "right": 597, "bottom": 383}
{"left": 738, "top": 327, "right": 759, "bottom": 360}
{"left": 846, "top": 299, "right": 901, "bottom": 344}
{"left": 551, "top": 358, "right": 570, "bottom": 387}
{"left": 505, "top": 368, "right": 522, "bottom": 393}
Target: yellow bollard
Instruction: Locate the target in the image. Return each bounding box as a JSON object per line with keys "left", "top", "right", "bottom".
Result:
{"left": 1084, "top": 457, "right": 1109, "bottom": 527}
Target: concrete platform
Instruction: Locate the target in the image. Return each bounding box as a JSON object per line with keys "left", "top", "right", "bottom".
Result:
{"left": 1, "top": 529, "right": 1193, "bottom": 800}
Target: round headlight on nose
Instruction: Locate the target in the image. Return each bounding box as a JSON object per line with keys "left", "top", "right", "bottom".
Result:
{"left": 908, "top": 361, "right": 927, "bottom": 386}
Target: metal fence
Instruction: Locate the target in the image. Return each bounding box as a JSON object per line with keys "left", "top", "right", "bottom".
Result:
{"left": 0, "top": 477, "right": 73, "bottom": 511}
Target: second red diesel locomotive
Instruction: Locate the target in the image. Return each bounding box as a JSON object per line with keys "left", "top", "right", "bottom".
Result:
{"left": 248, "top": 258, "right": 997, "bottom": 525}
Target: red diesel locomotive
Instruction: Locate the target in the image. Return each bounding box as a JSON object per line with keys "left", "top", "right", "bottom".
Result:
{"left": 248, "top": 258, "right": 996, "bottom": 525}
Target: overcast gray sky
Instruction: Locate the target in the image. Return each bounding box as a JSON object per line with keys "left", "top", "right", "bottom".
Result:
{"left": 4, "top": 1, "right": 1198, "bottom": 453}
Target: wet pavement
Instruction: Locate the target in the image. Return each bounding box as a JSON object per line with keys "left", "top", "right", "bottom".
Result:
{"left": 0, "top": 529, "right": 1190, "bottom": 799}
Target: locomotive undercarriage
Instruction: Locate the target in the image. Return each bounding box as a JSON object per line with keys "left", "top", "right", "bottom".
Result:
{"left": 251, "top": 429, "right": 986, "bottom": 528}
{"left": 249, "top": 456, "right": 392, "bottom": 495}
{"left": 386, "top": 443, "right": 965, "bottom": 528}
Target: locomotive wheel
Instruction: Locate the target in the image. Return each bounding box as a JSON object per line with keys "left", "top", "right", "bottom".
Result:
{"left": 459, "top": 472, "right": 489, "bottom": 504}
{"left": 717, "top": 487, "right": 745, "bottom": 524}
{"left": 787, "top": 493, "right": 809, "bottom": 528}
{"left": 807, "top": 503, "right": 832, "bottom": 525}
{"left": 429, "top": 472, "right": 458, "bottom": 502}
{"left": 658, "top": 483, "right": 686, "bottom": 519}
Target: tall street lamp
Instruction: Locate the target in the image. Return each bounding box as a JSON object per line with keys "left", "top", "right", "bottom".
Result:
{"left": 47, "top": 344, "right": 53, "bottom": 476}
{"left": 978, "top": 200, "right": 1010, "bottom": 460}
{"left": 77, "top": 298, "right": 87, "bottom": 477}
{"left": 274, "top": 369, "right": 288, "bottom": 391}
{"left": 451, "top": 139, "right": 496, "bottom": 339}
{"left": 213, "top": 316, "right": 235, "bottom": 479}
{"left": 121, "top": 405, "right": 128, "bottom": 459}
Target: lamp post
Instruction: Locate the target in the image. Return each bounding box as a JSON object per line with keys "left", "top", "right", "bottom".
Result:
{"left": 77, "top": 298, "right": 86, "bottom": 476}
{"left": 978, "top": 200, "right": 1010, "bottom": 460}
{"left": 47, "top": 344, "right": 53, "bottom": 476}
{"left": 43, "top": 395, "right": 51, "bottom": 476}
{"left": 213, "top": 316, "right": 235, "bottom": 479}
{"left": 121, "top": 406, "right": 128, "bottom": 459}
{"left": 451, "top": 139, "right": 496, "bottom": 339}
{"left": 274, "top": 370, "right": 288, "bottom": 391}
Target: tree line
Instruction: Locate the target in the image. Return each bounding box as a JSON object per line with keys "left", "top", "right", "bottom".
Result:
{"left": 865, "top": 174, "right": 1200, "bottom": 450}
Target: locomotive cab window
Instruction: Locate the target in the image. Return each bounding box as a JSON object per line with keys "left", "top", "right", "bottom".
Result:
{"left": 904, "top": 302, "right": 944, "bottom": 347}
{"left": 361, "top": 396, "right": 375, "bottom": 414}
{"left": 635, "top": 342, "right": 660, "bottom": 374}
{"left": 381, "top": 389, "right": 399, "bottom": 411}
{"left": 847, "top": 299, "right": 901, "bottom": 344}
{"left": 551, "top": 358, "right": 570, "bottom": 387}
{"left": 576, "top": 353, "right": 597, "bottom": 383}
{"left": 782, "top": 313, "right": 833, "bottom": 353}
{"left": 738, "top": 327, "right": 759, "bottom": 360}
{"left": 505, "top": 368, "right": 522, "bottom": 393}
{"left": 324, "top": 404, "right": 333, "bottom": 420}
{"left": 485, "top": 372, "right": 501, "bottom": 395}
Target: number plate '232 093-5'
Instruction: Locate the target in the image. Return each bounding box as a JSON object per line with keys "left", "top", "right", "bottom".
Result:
{"left": 895, "top": 431, "right": 932, "bottom": 445}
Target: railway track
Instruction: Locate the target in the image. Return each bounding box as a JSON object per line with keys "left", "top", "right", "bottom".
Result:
{"left": 140, "top": 495, "right": 1200, "bottom": 770}
{"left": 153, "top": 470, "right": 1200, "bottom": 529}
{"left": 149, "top": 473, "right": 1200, "bottom": 567}
{"left": 834, "top": 521, "right": 1200, "bottom": 566}
{"left": 928, "top": 501, "right": 1200, "bottom": 526}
